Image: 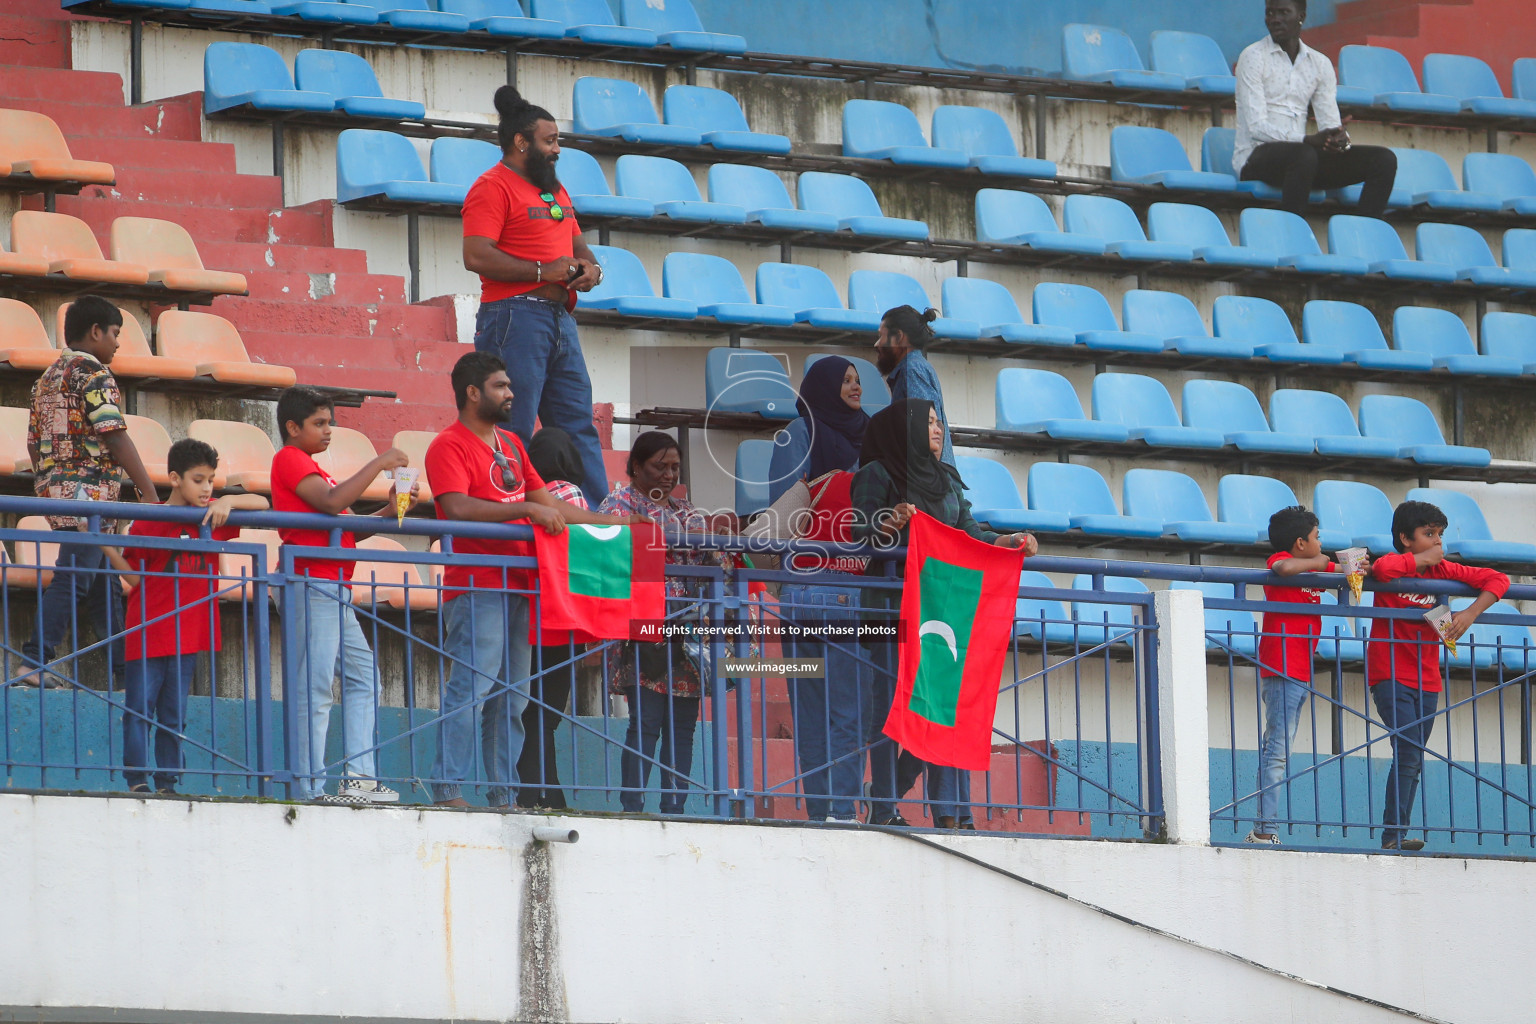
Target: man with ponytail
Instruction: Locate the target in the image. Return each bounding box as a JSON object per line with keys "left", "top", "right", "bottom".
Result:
{"left": 872, "top": 305, "right": 954, "bottom": 466}
{"left": 461, "top": 85, "right": 610, "bottom": 506}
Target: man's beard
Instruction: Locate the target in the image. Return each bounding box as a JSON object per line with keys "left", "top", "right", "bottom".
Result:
{"left": 481, "top": 395, "right": 513, "bottom": 423}
{"left": 526, "top": 148, "right": 560, "bottom": 192}
{"left": 874, "top": 347, "right": 900, "bottom": 376}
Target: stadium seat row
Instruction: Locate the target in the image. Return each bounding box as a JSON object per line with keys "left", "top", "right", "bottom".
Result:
{"left": 0, "top": 211, "right": 246, "bottom": 296}
{"left": 0, "top": 109, "right": 115, "bottom": 195}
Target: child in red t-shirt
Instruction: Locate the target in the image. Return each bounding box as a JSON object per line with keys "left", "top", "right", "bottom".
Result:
{"left": 1368, "top": 500, "right": 1508, "bottom": 851}
{"left": 1248, "top": 505, "right": 1358, "bottom": 845}
{"left": 104, "top": 439, "right": 268, "bottom": 794}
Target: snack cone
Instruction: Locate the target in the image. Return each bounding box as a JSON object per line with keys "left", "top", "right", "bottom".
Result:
{"left": 1424, "top": 605, "right": 1458, "bottom": 657}
{"left": 392, "top": 467, "right": 419, "bottom": 525}
{"left": 1336, "top": 547, "right": 1369, "bottom": 604}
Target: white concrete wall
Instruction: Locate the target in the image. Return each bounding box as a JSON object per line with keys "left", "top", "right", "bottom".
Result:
{"left": 2, "top": 790, "right": 1532, "bottom": 1024}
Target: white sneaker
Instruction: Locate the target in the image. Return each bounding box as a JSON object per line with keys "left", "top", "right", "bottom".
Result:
{"left": 830, "top": 817, "right": 860, "bottom": 824}
{"left": 326, "top": 777, "right": 401, "bottom": 805}
{"left": 1244, "top": 830, "right": 1281, "bottom": 845}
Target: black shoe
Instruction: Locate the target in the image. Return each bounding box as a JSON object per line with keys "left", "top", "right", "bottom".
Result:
{"left": 128, "top": 784, "right": 151, "bottom": 794}
{"left": 872, "top": 814, "right": 910, "bottom": 827}
{"left": 156, "top": 786, "right": 177, "bottom": 796}
{"left": 1382, "top": 837, "right": 1426, "bottom": 851}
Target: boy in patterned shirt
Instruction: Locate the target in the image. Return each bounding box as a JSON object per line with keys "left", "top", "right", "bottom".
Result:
{"left": 18, "top": 296, "right": 158, "bottom": 688}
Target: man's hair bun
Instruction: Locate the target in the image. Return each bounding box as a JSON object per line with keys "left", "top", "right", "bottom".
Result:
{"left": 492, "top": 86, "right": 554, "bottom": 153}
{"left": 921, "top": 308, "right": 938, "bottom": 323}
{"left": 493, "top": 85, "right": 529, "bottom": 118}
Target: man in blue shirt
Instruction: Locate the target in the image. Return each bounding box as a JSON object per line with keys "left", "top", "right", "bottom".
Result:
{"left": 873, "top": 305, "right": 954, "bottom": 466}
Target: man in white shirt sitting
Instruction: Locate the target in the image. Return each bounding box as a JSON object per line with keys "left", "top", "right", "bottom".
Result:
{"left": 1234, "top": 0, "right": 1398, "bottom": 217}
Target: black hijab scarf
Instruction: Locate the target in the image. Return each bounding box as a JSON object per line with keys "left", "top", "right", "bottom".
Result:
{"left": 859, "top": 398, "right": 955, "bottom": 518}
{"left": 798, "top": 356, "right": 869, "bottom": 480}
{"left": 527, "top": 427, "right": 583, "bottom": 486}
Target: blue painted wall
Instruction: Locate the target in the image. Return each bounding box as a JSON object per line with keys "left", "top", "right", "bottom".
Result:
{"left": 689, "top": 0, "right": 1340, "bottom": 73}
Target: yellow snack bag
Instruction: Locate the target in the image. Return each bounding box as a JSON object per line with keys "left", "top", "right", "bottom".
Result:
{"left": 1424, "top": 605, "right": 1458, "bottom": 657}
{"left": 1336, "top": 547, "right": 1369, "bottom": 604}
{"left": 392, "top": 467, "right": 419, "bottom": 525}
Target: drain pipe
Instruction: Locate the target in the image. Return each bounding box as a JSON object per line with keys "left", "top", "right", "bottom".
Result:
{"left": 532, "top": 826, "right": 579, "bottom": 844}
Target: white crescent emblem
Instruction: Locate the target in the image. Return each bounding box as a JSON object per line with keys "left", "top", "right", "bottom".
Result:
{"left": 919, "top": 620, "right": 958, "bottom": 661}
{"left": 579, "top": 524, "right": 624, "bottom": 541}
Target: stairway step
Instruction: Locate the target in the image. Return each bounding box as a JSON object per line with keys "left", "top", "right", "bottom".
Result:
{"left": 98, "top": 166, "right": 285, "bottom": 208}
{"left": 51, "top": 198, "right": 327, "bottom": 249}
{"left": 0, "top": 65, "right": 125, "bottom": 106}
{"left": 0, "top": 12, "right": 71, "bottom": 70}
{"left": 207, "top": 298, "right": 454, "bottom": 342}
{"left": 199, "top": 241, "right": 370, "bottom": 275}
{"left": 240, "top": 271, "right": 407, "bottom": 305}
{"left": 238, "top": 333, "right": 461, "bottom": 373}
{"left": 65, "top": 135, "right": 238, "bottom": 175}
{"left": 0, "top": 95, "right": 203, "bottom": 141}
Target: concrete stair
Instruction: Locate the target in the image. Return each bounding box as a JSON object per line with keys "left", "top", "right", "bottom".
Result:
{"left": 1305, "top": 0, "right": 1533, "bottom": 92}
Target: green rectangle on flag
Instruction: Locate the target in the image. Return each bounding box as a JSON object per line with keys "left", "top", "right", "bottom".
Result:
{"left": 909, "top": 556, "right": 982, "bottom": 727}
{"left": 567, "top": 524, "right": 632, "bottom": 601}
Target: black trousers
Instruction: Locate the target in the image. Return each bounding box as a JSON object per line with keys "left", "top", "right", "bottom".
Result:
{"left": 1241, "top": 142, "right": 1398, "bottom": 218}
{"left": 516, "top": 644, "right": 575, "bottom": 809}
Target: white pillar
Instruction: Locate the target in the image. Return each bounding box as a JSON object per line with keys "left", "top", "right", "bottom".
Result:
{"left": 1155, "top": 588, "right": 1210, "bottom": 845}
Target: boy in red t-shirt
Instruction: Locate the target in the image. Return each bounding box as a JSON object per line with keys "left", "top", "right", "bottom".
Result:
{"left": 106, "top": 439, "right": 267, "bottom": 794}
{"left": 1368, "top": 500, "right": 1508, "bottom": 851}
{"left": 1248, "top": 505, "right": 1355, "bottom": 845}
{"left": 270, "top": 387, "right": 420, "bottom": 804}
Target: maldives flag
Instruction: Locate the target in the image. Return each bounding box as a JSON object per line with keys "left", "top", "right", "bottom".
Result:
{"left": 883, "top": 511, "right": 1025, "bottom": 770}
{"left": 533, "top": 521, "right": 666, "bottom": 641}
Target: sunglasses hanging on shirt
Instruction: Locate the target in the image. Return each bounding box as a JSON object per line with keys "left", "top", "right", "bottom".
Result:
{"left": 490, "top": 437, "right": 521, "bottom": 492}
{"left": 539, "top": 192, "right": 565, "bottom": 221}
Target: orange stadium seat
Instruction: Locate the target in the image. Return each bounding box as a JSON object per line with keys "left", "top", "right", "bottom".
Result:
{"left": 0, "top": 299, "right": 61, "bottom": 372}
{"left": 56, "top": 302, "right": 196, "bottom": 382}
{"left": 0, "top": 405, "right": 29, "bottom": 476}
{"left": 110, "top": 218, "right": 248, "bottom": 296}
{"left": 390, "top": 429, "right": 436, "bottom": 502}
{"left": 6, "top": 516, "right": 59, "bottom": 590}
{"left": 0, "top": 239, "right": 49, "bottom": 279}
{"left": 124, "top": 414, "right": 174, "bottom": 489}
{"left": 0, "top": 110, "right": 115, "bottom": 187}
{"left": 351, "top": 536, "right": 437, "bottom": 612}
{"left": 316, "top": 426, "right": 392, "bottom": 502}
{"left": 218, "top": 528, "right": 281, "bottom": 603}
{"left": 10, "top": 211, "right": 149, "bottom": 285}
{"left": 156, "top": 310, "right": 296, "bottom": 389}
{"left": 188, "top": 419, "right": 275, "bottom": 494}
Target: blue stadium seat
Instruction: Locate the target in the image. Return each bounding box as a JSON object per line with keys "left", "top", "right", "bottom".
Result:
{"left": 614, "top": 155, "right": 744, "bottom": 224}
{"left": 1029, "top": 463, "right": 1163, "bottom": 539}
{"left": 974, "top": 189, "right": 1105, "bottom": 255}
{"left": 1481, "top": 310, "right": 1536, "bottom": 372}
{"left": 202, "top": 42, "right": 335, "bottom": 116}
{"left": 342, "top": 0, "right": 469, "bottom": 32}
{"left": 1061, "top": 23, "right": 1184, "bottom": 91}
{"left": 437, "top": 0, "right": 564, "bottom": 38}
{"left": 841, "top": 99, "right": 968, "bottom": 169}
{"left": 1269, "top": 389, "right": 1402, "bottom": 460}
{"left": 1124, "top": 469, "right": 1262, "bottom": 544}
{"left": 1337, "top": 44, "right": 1461, "bottom": 113}
{"left": 706, "top": 164, "right": 836, "bottom": 233}
{"left": 662, "top": 86, "right": 790, "bottom": 154}
{"left": 1217, "top": 474, "right": 1351, "bottom": 551}
{"left": 1407, "top": 487, "right": 1536, "bottom": 566}
{"left": 1202, "top": 126, "right": 1324, "bottom": 202}
{"left": 1122, "top": 289, "right": 1253, "bottom": 359}
{"left": 1393, "top": 305, "right": 1525, "bottom": 376}
{"left": 1146, "top": 203, "right": 1276, "bottom": 269}
{"left": 1315, "top": 591, "right": 1368, "bottom": 665}
{"left": 1033, "top": 282, "right": 1165, "bottom": 354}
{"left": 554, "top": 148, "right": 655, "bottom": 219}
{"left": 993, "top": 367, "right": 1129, "bottom": 442}
{"left": 1238, "top": 209, "right": 1367, "bottom": 276}
{"left": 1314, "top": 480, "right": 1396, "bottom": 556}
{"left": 187, "top": 1, "right": 273, "bottom": 11}
{"left": 848, "top": 270, "right": 978, "bottom": 340}
{"left": 1422, "top": 53, "right": 1536, "bottom": 119}
{"left": 270, "top": 0, "right": 376, "bottom": 24}
{"left": 1171, "top": 581, "right": 1258, "bottom": 655}
{"left": 1300, "top": 299, "right": 1434, "bottom": 372}
{"left": 1516, "top": 59, "right": 1536, "bottom": 102}
{"left": 1109, "top": 126, "right": 1235, "bottom": 191}
{"left": 1091, "top": 373, "right": 1224, "bottom": 449}
{"left": 531, "top": 0, "right": 656, "bottom": 45}
{"left": 930, "top": 106, "right": 1056, "bottom": 179}
{"left": 1149, "top": 30, "right": 1236, "bottom": 94}
{"left": 706, "top": 349, "right": 797, "bottom": 419}
{"left": 734, "top": 440, "right": 773, "bottom": 517}
{"left": 1067, "top": 575, "right": 1151, "bottom": 647}
{"left": 1327, "top": 215, "right": 1455, "bottom": 283}
{"left": 941, "top": 278, "right": 1076, "bottom": 347}
{"left": 797, "top": 172, "right": 928, "bottom": 241}
{"left": 578, "top": 245, "right": 698, "bottom": 319}
{"left": 955, "top": 456, "right": 1057, "bottom": 533}
{"left": 1340, "top": 148, "right": 1497, "bottom": 212}
{"left": 429, "top": 137, "right": 500, "bottom": 192}
{"left": 1447, "top": 598, "right": 1536, "bottom": 671}
{"left": 1464, "top": 153, "right": 1536, "bottom": 214}
{"left": 1358, "top": 394, "right": 1492, "bottom": 467}
{"left": 1061, "top": 195, "right": 1193, "bottom": 263}
{"left": 1014, "top": 570, "right": 1079, "bottom": 645}
{"left": 1501, "top": 228, "right": 1536, "bottom": 277}
{"left": 755, "top": 263, "right": 880, "bottom": 332}
{"left": 294, "top": 49, "right": 424, "bottom": 120}
{"left": 572, "top": 77, "right": 699, "bottom": 144}
{"left": 805, "top": 353, "right": 890, "bottom": 413}
{"left": 662, "top": 253, "right": 795, "bottom": 327}
{"left": 1416, "top": 221, "right": 1536, "bottom": 290}
{"left": 1181, "top": 379, "right": 1313, "bottom": 454}
{"left": 335, "top": 130, "right": 465, "bottom": 204}
{"left": 619, "top": 0, "right": 743, "bottom": 53}
{"left": 1212, "top": 294, "right": 1340, "bottom": 366}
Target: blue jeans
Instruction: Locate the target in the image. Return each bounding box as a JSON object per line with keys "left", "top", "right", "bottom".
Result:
{"left": 620, "top": 684, "right": 699, "bottom": 814}
{"left": 783, "top": 584, "right": 870, "bottom": 820}
{"left": 123, "top": 653, "right": 197, "bottom": 790}
{"left": 287, "top": 580, "right": 382, "bottom": 801}
{"left": 1255, "top": 675, "right": 1311, "bottom": 833}
{"left": 474, "top": 295, "right": 608, "bottom": 506}
{"left": 431, "top": 590, "right": 532, "bottom": 806}
{"left": 1372, "top": 680, "right": 1440, "bottom": 845}
{"left": 20, "top": 533, "right": 125, "bottom": 684}
{"left": 925, "top": 765, "right": 973, "bottom": 825}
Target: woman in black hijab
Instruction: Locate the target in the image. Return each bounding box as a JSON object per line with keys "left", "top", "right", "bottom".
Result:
{"left": 851, "top": 399, "right": 1036, "bottom": 828}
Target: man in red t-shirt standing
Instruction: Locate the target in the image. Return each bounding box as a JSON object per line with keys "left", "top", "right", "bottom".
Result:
{"left": 424, "top": 352, "right": 644, "bottom": 808}
{"left": 461, "top": 85, "right": 608, "bottom": 507}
